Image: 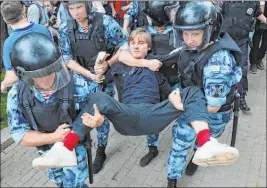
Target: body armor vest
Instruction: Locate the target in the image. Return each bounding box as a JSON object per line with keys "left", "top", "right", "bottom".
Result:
{"left": 178, "top": 32, "right": 241, "bottom": 112}
{"left": 17, "top": 76, "right": 76, "bottom": 151}
{"left": 222, "top": 1, "right": 258, "bottom": 40}
{"left": 149, "top": 28, "right": 179, "bottom": 87}
{"left": 67, "top": 13, "right": 107, "bottom": 69}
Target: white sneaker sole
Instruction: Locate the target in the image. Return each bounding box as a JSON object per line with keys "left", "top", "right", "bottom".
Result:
{"left": 192, "top": 152, "right": 238, "bottom": 167}
{"left": 32, "top": 161, "right": 77, "bottom": 168}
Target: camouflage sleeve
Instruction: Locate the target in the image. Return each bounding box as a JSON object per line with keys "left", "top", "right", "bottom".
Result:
{"left": 72, "top": 73, "right": 102, "bottom": 110}
{"left": 58, "top": 22, "right": 73, "bottom": 64}
{"left": 203, "top": 50, "right": 242, "bottom": 107}
{"left": 103, "top": 15, "right": 129, "bottom": 50}
{"left": 124, "top": 1, "right": 139, "bottom": 22}
{"left": 7, "top": 84, "right": 31, "bottom": 145}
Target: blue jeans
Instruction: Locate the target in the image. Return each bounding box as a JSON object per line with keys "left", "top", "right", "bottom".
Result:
{"left": 95, "top": 84, "right": 114, "bottom": 147}
{"left": 47, "top": 145, "right": 88, "bottom": 187}
{"left": 72, "top": 86, "right": 209, "bottom": 140}
{"left": 167, "top": 110, "right": 232, "bottom": 180}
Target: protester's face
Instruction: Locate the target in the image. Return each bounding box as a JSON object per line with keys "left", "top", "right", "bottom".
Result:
{"left": 129, "top": 36, "right": 150, "bottom": 59}
{"left": 182, "top": 29, "right": 204, "bottom": 48}
{"left": 68, "top": 3, "right": 87, "bottom": 23}
{"left": 44, "top": 1, "right": 53, "bottom": 12}
{"left": 33, "top": 73, "right": 56, "bottom": 91}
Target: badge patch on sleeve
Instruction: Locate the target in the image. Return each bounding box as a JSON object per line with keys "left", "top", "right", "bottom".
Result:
{"left": 210, "top": 84, "right": 224, "bottom": 97}
{"left": 210, "top": 65, "right": 220, "bottom": 73}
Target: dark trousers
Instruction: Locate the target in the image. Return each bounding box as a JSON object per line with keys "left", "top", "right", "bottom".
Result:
{"left": 72, "top": 86, "right": 210, "bottom": 141}
{"left": 236, "top": 37, "right": 249, "bottom": 94}
{"left": 250, "top": 28, "right": 267, "bottom": 65}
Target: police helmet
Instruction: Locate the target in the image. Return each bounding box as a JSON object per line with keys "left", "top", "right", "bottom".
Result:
{"left": 64, "top": 1, "right": 92, "bottom": 16}
{"left": 11, "top": 32, "right": 70, "bottom": 91}
{"left": 173, "top": 1, "right": 222, "bottom": 50}
{"left": 143, "top": 1, "right": 179, "bottom": 26}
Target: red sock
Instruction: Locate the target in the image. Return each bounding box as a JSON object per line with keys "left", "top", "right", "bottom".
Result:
{"left": 197, "top": 129, "right": 210, "bottom": 147}
{"left": 63, "top": 132, "right": 80, "bottom": 151}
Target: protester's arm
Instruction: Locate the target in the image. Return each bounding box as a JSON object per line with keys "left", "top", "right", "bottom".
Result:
{"left": 92, "top": 1, "right": 106, "bottom": 14}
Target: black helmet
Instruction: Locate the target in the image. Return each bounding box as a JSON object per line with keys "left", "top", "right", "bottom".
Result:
{"left": 64, "top": 1, "right": 92, "bottom": 16}
{"left": 143, "top": 1, "right": 179, "bottom": 26}
{"left": 173, "top": 1, "right": 222, "bottom": 50}
{"left": 11, "top": 32, "right": 70, "bottom": 91}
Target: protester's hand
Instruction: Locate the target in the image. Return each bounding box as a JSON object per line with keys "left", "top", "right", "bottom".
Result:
{"left": 112, "top": 10, "right": 117, "bottom": 17}
{"left": 81, "top": 104, "right": 104, "bottom": 128}
{"left": 169, "top": 88, "right": 184, "bottom": 111}
{"left": 53, "top": 124, "right": 71, "bottom": 142}
{"left": 145, "top": 59, "right": 163, "bottom": 72}
{"left": 90, "top": 73, "right": 105, "bottom": 83}
{"left": 1, "top": 82, "right": 8, "bottom": 94}
{"left": 121, "top": 5, "right": 129, "bottom": 11}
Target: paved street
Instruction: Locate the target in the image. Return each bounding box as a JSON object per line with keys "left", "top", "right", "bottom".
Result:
{"left": 1, "top": 57, "right": 266, "bottom": 187}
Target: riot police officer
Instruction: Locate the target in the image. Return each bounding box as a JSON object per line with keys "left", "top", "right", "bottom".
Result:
{"left": 7, "top": 33, "right": 89, "bottom": 187}
{"left": 58, "top": 0, "right": 128, "bottom": 174}
{"left": 221, "top": 1, "right": 267, "bottom": 113}
{"left": 126, "top": 2, "right": 242, "bottom": 187}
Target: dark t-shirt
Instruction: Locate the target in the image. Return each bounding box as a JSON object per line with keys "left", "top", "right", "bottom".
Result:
{"left": 111, "top": 62, "right": 160, "bottom": 104}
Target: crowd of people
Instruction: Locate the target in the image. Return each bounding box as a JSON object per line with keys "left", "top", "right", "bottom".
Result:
{"left": 0, "top": 1, "right": 266, "bottom": 188}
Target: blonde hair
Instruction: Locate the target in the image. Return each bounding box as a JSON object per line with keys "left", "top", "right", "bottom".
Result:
{"left": 128, "top": 27, "right": 152, "bottom": 48}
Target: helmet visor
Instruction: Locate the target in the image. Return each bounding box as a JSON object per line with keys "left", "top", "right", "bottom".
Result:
{"left": 173, "top": 23, "right": 212, "bottom": 50}
{"left": 16, "top": 57, "right": 70, "bottom": 92}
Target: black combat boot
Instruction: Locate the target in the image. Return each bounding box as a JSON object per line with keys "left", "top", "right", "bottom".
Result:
{"left": 240, "top": 94, "right": 250, "bottom": 113}
{"left": 185, "top": 154, "right": 198, "bottom": 176}
{"left": 93, "top": 146, "right": 106, "bottom": 174}
{"left": 167, "top": 178, "right": 177, "bottom": 188}
{"left": 139, "top": 146, "right": 158, "bottom": 167}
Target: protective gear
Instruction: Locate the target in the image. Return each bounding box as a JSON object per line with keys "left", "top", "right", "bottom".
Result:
{"left": 17, "top": 78, "right": 76, "bottom": 152}
{"left": 92, "top": 146, "right": 106, "bottom": 174}
{"left": 173, "top": 1, "right": 223, "bottom": 50}
{"left": 178, "top": 32, "right": 241, "bottom": 112}
{"left": 222, "top": 1, "right": 259, "bottom": 40}
{"left": 149, "top": 31, "right": 179, "bottom": 87}
{"left": 64, "top": 1, "right": 92, "bottom": 15}
{"left": 11, "top": 33, "right": 70, "bottom": 92}
{"left": 143, "top": 1, "right": 179, "bottom": 26}
{"left": 67, "top": 13, "right": 108, "bottom": 69}
{"left": 139, "top": 146, "right": 158, "bottom": 167}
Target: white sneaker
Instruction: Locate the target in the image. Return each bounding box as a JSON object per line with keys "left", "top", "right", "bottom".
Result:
{"left": 32, "top": 142, "right": 77, "bottom": 168}
{"left": 192, "top": 137, "right": 239, "bottom": 167}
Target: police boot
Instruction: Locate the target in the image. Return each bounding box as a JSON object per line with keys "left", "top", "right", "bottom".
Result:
{"left": 240, "top": 94, "right": 250, "bottom": 113}
{"left": 167, "top": 178, "right": 177, "bottom": 188}
{"left": 185, "top": 154, "right": 198, "bottom": 176}
{"left": 93, "top": 146, "right": 106, "bottom": 174}
{"left": 139, "top": 146, "right": 158, "bottom": 167}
